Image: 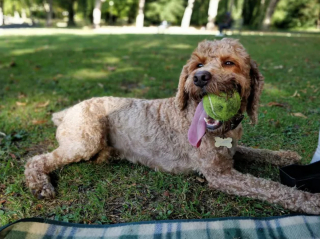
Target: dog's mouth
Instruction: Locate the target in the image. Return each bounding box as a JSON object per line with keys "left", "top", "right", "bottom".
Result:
{"left": 204, "top": 116, "right": 223, "bottom": 131}
{"left": 188, "top": 89, "right": 243, "bottom": 148}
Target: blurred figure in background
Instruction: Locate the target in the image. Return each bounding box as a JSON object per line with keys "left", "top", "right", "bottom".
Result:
{"left": 216, "top": 12, "right": 233, "bottom": 37}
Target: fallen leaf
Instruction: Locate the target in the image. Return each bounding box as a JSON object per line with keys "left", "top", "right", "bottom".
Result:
{"left": 196, "top": 177, "right": 205, "bottom": 183}
{"left": 36, "top": 204, "right": 43, "bottom": 210}
{"left": 18, "top": 93, "right": 26, "bottom": 99}
{"left": 32, "top": 119, "right": 47, "bottom": 125}
{"left": 0, "top": 200, "right": 6, "bottom": 205}
{"left": 163, "top": 191, "right": 170, "bottom": 197}
{"left": 53, "top": 74, "right": 64, "bottom": 81}
{"left": 273, "top": 65, "right": 283, "bottom": 69}
{"left": 16, "top": 101, "right": 27, "bottom": 106}
{"left": 291, "top": 113, "right": 307, "bottom": 119}
{"left": 288, "top": 68, "right": 293, "bottom": 73}
{"left": 301, "top": 89, "right": 307, "bottom": 94}
{"left": 9, "top": 61, "right": 16, "bottom": 67}
{"left": 291, "top": 90, "right": 300, "bottom": 97}
{"left": 97, "top": 83, "right": 104, "bottom": 88}
{"left": 36, "top": 100, "right": 50, "bottom": 108}
{"left": 9, "top": 153, "right": 16, "bottom": 159}
{"left": 267, "top": 102, "right": 286, "bottom": 108}
{"left": 107, "top": 66, "right": 116, "bottom": 71}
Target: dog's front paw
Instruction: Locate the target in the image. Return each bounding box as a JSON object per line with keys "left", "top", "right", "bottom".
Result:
{"left": 277, "top": 150, "right": 302, "bottom": 165}
{"left": 300, "top": 193, "right": 320, "bottom": 215}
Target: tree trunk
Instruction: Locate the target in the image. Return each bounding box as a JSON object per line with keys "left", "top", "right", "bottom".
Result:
{"left": 93, "top": 0, "right": 102, "bottom": 28}
{"left": 261, "top": 0, "right": 279, "bottom": 30}
{"left": 47, "top": 0, "right": 53, "bottom": 27}
{"left": 0, "top": 0, "right": 4, "bottom": 26}
{"left": 181, "top": 0, "right": 195, "bottom": 28}
{"left": 67, "top": 0, "right": 76, "bottom": 27}
{"left": 207, "top": 0, "right": 220, "bottom": 30}
{"left": 44, "top": 0, "right": 53, "bottom": 27}
{"left": 136, "top": 0, "right": 145, "bottom": 28}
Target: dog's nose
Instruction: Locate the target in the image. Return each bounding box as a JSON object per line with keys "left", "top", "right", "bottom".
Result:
{"left": 193, "top": 71, "right": 212, "bottom": 88}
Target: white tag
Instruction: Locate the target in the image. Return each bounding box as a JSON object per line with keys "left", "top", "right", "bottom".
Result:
{"left": 215, "top": 137, "right": 232, "bottom": 148}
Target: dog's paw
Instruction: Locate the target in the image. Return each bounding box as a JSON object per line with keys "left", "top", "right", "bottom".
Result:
{"left": 300, "top": 193, "right": 320, "bottom": 215}
{"left": 277, "top": 150, "right": 302, "bottom": 165}
{"left": 31, "top": 182, "right": 56, "bottom": 199}
{"left": 25, "top": 169, "right": 56, "bottom": 199}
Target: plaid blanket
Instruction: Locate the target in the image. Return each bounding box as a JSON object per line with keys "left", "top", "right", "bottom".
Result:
{"left": 1, "top": 215, "right": 320, "bottom": 239}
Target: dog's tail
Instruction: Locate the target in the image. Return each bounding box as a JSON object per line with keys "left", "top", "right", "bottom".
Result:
{"left": 52, "top": 108, "right": 69, "bottom": 127}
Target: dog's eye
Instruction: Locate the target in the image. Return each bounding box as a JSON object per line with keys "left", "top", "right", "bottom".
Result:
{"left": 224, "top": 61, "right": 235, "bottom": 66}
{"left": 197, "top": 63, "right": 204, "bottom": 68}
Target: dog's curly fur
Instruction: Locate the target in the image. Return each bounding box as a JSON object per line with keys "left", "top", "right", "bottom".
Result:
{"left": 25, "top": 38, "right": 320, "bottom": 214}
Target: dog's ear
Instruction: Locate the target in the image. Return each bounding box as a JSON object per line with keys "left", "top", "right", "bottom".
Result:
{"left": 246, "top": 59, "right": 264, "bottom": 124}
{"left": 175, "top": 64, "right": 189, "bottom": 110}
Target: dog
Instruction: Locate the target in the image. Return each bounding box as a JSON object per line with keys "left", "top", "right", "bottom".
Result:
{"left": 25, "top": 38, "right": 320, "bottom": 214}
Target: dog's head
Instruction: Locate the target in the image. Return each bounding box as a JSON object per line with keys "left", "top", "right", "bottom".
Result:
{"left": 176, "top": 38, "right": 264, "bottom": 137}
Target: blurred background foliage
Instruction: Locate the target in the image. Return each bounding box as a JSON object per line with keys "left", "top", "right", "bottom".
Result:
{"left": 1, "top": 0, "right": 320, "bottom": 30}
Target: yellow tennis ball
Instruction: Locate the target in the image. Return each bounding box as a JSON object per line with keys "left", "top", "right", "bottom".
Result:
{"left": 203, "top": 91, "right": 241, "bottom": 121}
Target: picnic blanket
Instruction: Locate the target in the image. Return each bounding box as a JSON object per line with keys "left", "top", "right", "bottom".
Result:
{"left": 1, "top": 215, "right": 320, "bottom": 239}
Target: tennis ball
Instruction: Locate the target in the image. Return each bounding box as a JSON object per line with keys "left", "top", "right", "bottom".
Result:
{"left": 203, "top": 91, "right": 241, "bottom": 121}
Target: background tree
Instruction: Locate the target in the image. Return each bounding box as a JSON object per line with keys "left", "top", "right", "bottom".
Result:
{"left": 272, "top": 0, "right": 320, "bottom": 29}
{"left": 145, "top": 0, "right": 184, "bottom": 26}
{"left": 207, "top": 0, "right": 220, "bottom": 30}
{"left": 242, "top": 0, "right": 262, "bottom": 28}
{"left": 93, "top": 0, "right": 102, "bottom": 28}
{"left": 262, "top": 0, "right": 279, "bottom": 30}
{"left": 136, "top": 0, "right": 145, "bottom": 27}
{"left": 57, "top": 0, "right": 76, "bottom": 26}
{"left": 190, "top": 0, "right": 209, "bottom": 27}
{"left": 181, "top": 0, "right": 195, "bottom": 28}
{"left": 46, "top": 0, "right": 53, "bottom": 26}
{"left": 0, "top": 0, "right": 4, "bottom": 25}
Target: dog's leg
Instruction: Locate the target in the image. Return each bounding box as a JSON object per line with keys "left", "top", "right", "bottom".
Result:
{"left": 234, "top": 146, "right": 301, "bottom": 166}
{"left": 201, "top": 158, "right": 320, "bottom": 214}
{"left": 25, "top": 104, "right": 110, "bottom": 199}
{"left": 25, "top": 141, "right": 108, "bottom": 199}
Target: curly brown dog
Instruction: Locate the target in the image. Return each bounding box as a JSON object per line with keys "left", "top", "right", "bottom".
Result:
{"left": 25, "top": 38, "right": 320, "bottom": 214}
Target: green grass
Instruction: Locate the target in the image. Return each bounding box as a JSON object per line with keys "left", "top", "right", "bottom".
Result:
{"left": 0, "top": 33, "right": 320, "bottom": 226}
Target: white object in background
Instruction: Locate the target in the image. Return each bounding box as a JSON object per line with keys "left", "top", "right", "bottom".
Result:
{"left": 310, "top": 130, "right": 320, "bottom": 164}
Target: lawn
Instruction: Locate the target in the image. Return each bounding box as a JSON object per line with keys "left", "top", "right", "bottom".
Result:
{"left": 0, "top": 33, "right": 320, "bottom": 226}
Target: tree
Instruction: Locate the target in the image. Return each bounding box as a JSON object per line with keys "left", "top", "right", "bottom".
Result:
{"left": 93, "top": 0, "right": 102, "bottom": 28}
{"left": 242, "top": 0, "right": 264, "bottom": 28}
{"left": 272, "top": 0, "right": 320, "bottom": 29}
{"left": 57, "top": 0, "right": 76, "bottom": 26}
{"left": 207, "top": 0, "right": 220, "bottom": 30}
{"left": 145, "top": 0, "right": 184, "bottom": 26}
{"left": 0, "top": 0, "right": 4, "bottom": 26}
{"left": 42, "top": 0, "right": 53, "bottom": 26}
{"left": 181, "top": 0, "right": 195, "bottom": 28}
{"left": 47, "top": 0, "right": 53, "bottom": 26}
{"left": 262, "top": 0, "right": 279, "bottom": 30}
{"left": 136, "top": 0, "right": 145, "bottom": 27}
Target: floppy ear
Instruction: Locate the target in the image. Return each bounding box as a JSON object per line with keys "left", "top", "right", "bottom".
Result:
{"left": 175, "top": 64, "right": 189, "bottom": 110}
{"left": 246, "top": 59, "right": 264, "bottom": 124}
